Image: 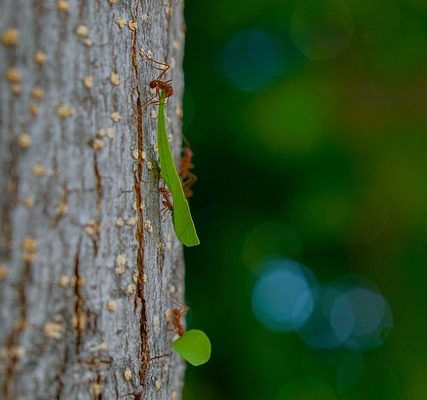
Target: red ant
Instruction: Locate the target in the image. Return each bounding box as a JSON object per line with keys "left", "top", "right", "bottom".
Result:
{"left": 167, "top": 296, "right": 189, "bottom": 336}
{"left": 150, "top": 76, "right": 173, "bottom": 99}
{"left": 179, "top": 144, "right": 197, "bottom": 199}
{"left": 171, "top": 306, "right": 189, "bottom": 337}
{"left": 159, "top": 187, "right": 173, "bottom": 214}
{"left": 144, "top": 55, "right": 174, "bottom": 101}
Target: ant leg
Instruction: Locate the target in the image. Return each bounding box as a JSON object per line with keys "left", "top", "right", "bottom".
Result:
{"left": 150, "top": 65, "right": 168, "bottom": 72}
{"left": 159, "top": 208, "right": 172, "bottom": 222}
{"left": 145, "top": 86, "right": 168, "bottom": 105}
{"left": 156, "top": 68, "right": 168, "bottom": 81}
{"left": 143, "top": 96, "right": 169, "bottom": 107}
{"left": 142, "top": 95, "right": 158, "bottom": 107}
{"left": 147, "top": 98, "right": 169, "bottom": 107}
{"left": 145, "top": 57, "right": 169, "bottom": 69}
{"left": 184, "top": 189, "right": 193, "bottom": 198}
{"left": 168, "top": 297, "right": 190, "bottom": 313}
{"left": 181, "top": 172, "right": 197, "bottom": 185}
{"left": 143, "top": 55, "right": 170, "bottom": 80}
{"left": 181, "top": 175, "right": 197, "bottom": 198}
{"left": 148, "top": 58, "right": 169, "bottom": 71}
{"left": 182, "top": 183, "right": 194, "bottom": 198}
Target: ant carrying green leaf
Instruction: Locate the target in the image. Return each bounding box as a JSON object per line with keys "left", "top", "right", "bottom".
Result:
{"left": 155, "top": 90, "right": 199, "bottom": 246}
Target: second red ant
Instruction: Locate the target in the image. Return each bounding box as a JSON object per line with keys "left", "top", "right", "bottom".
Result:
{"left": 179, "top": 145, "right": 197, "bottom": 199}
{"left": 159, "top": 187, "right": 173, "bottom": 214}
{"left": 171, "top": 305, "right": 189, "bottom": 337}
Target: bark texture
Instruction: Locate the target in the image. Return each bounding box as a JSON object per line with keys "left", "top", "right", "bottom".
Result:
{"left": 0, "top": 1, "right": 186, "bottom": 399}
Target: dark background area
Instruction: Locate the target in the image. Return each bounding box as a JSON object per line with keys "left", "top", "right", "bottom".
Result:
{"left": 181, "top": 1, "right": 427, "bottom": 398}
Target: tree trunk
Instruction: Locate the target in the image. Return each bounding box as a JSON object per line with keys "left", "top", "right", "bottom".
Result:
{"left": 0, "top": 1, "right": 186, "bottom": 399}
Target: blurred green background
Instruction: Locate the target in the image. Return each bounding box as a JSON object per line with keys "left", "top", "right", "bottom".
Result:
{"left": 182, "top": 1, "right": 427, "bottom": 399}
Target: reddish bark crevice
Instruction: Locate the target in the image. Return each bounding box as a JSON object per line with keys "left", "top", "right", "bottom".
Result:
{"left": 131, "top": 5, "right": 150, "bottom": 386}
{"left": 73, "top": 238, "right": 84, "bottom": 354}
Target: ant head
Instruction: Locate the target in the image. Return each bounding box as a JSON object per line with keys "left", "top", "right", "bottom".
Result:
{"left": 149, "top": 80, "right": 158, "bottom": 89}
{"left": 184, "top": 147, "right": 193, "bottom": 157}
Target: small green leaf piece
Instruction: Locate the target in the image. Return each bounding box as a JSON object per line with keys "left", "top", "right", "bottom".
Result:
{"left": 172, "top": 329, "right": 211, "bottom": 366}
{"left": 157, "top": 91, "right": 200, "bottom": 247}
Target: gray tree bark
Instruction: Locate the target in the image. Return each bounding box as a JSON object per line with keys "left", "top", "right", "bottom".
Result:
{"left": 0, "top": 1, "right": 186, "bottom": 399}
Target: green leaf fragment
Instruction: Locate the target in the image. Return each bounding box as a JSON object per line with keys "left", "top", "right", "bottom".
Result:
{"left": 157, "top": 91, "right": 200, "bottom": 247}
{"left": 172, "top": 329, "right": 211, "bottom": 366}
